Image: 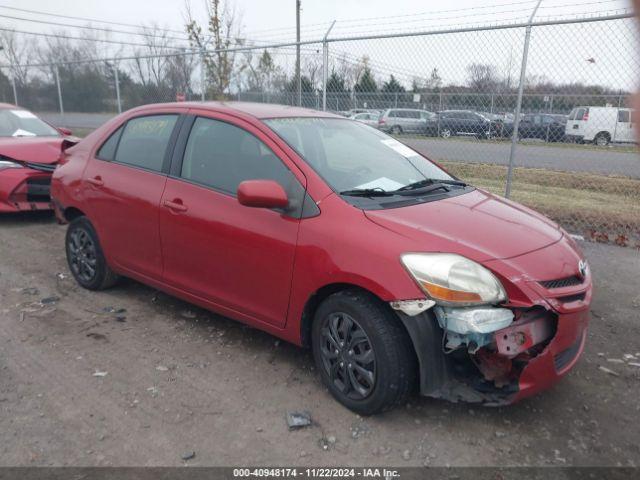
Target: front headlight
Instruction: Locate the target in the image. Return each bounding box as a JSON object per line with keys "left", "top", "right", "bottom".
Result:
{"left": 0, "top": 160, "right": 22, "bottom": 171}
{"left": 401, "top": 253, "right": 507, "bottom": 306}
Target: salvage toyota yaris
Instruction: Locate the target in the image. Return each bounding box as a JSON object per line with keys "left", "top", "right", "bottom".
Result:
{"left": 0, "top": 103, "right": 76, "bottom": 213}
{"left": 51, "top": 102, "right": 591, "bottom": 415}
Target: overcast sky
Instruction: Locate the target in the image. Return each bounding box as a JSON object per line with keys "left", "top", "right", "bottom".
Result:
{"left": 0, "top": 0, "right": 637, "bottom": 90}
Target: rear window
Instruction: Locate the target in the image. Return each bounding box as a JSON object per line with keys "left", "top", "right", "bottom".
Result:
{"left": 618, "top": 110, "right": 630, "bottom": 123}
{"left": 114, "top": 115, "right": 178, "bottom": 172}
{"left": 96, "top": 126, "right": 123, "bottom": 161}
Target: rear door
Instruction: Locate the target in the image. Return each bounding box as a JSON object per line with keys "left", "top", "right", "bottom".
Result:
{"left": 614, "top": 109, "right": 634, "bottom": 143}
{"left": 159, "top": 112, "right": 307, "bottom": 328}
{"left": 566, "top": 107, "right": 586, "bottom": 137}
{"left": 82, "top": 112, "right": 182, "bottom": 279}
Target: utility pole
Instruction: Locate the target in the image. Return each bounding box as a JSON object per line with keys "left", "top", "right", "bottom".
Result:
{"left": 296, "top": 0, "right": 301, "bottom": 106}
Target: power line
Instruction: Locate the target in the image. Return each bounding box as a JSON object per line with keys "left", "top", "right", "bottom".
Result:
{"left": 0, "top": 4, "right": 187, "bottom": 35}
{"left": 0, "top": 26, "right": 193, "bottom": 51}
{"left": 0, "top": 13, "right": 194, "bottom": 44}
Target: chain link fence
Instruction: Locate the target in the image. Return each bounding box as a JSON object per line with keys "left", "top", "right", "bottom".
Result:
{"left": 1, "top": 12, "right": 638, "bottom": 247}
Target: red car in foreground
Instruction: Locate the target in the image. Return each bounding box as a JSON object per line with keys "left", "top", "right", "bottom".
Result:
{"left": 0, "top": 103, "right": 75, "bottom": 213}
{"left": 51, "top": 102, "right": 591, "bottom": 414}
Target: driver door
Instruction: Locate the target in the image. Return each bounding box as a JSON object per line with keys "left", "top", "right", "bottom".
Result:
{"left": 159, "top": 113, "right": 307, "bottom": 328}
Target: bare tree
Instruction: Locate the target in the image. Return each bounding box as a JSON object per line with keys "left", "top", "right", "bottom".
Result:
{"left": 0, "top": 30, "right": 34, "bottom": 86}
{"left": 466, "top": 63, "right": 501, "bottom": 93}
{"left": 185, "top": 0, "right": 242, "bottom": 98}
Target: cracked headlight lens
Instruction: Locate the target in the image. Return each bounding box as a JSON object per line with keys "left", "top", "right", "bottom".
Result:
{"left": 401, "top": 253, "right": 507, "bottom": 306}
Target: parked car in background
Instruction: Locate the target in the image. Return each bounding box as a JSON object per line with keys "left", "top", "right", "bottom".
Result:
{"left": 350, "top": 111, "right": 380, "bottom": 128}
{"left": 0, "top": 104, "right": 76, "bottom": 213}
{"left": 503, "top": 113, "right": 567, "bottom": 142}
{"left": 378, "top": 108, "right": 437, "bottom": 135}
{"left": 565, "top": 106, "right": 635, "bottom": 146}
{"left": 341, "top": 108, "right": 380, "bottom": 118}
{"left": 437, "top": 110, "right": 500, "bottom": 139}
{"left": 52, "top": 102, "right": 591, "bottom": 415}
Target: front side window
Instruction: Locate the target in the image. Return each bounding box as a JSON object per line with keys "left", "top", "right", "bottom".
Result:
{"left": 266, "top": 117, "right": 455, "bottom": 196}
{"left": 114, "top": 115, "right": 178, "bottom": 172}
{"left": 0, "top": 109, "right": 60, "bottom": 137}
{"left": 180, "top": 117, "right": 293, "bottom": 195}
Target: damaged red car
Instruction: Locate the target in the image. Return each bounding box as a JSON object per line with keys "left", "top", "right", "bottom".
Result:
{"left": 0, "top": 104, "right": 75, "bottom": 213}
{"left": 51, "top": 102, "right": 592, "bottom": 414}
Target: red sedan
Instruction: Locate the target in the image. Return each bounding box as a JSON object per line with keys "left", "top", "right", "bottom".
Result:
{"left": 0, "top": 104, "right": 75, "bottom": 213}
{"left": 51, "top": 102, "right": 591, "bottom": 414}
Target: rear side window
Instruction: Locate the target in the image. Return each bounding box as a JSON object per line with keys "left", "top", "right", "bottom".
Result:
{"left": 96, "top": 126, "right": 123, "bottom": 161}
{"left": 575, "top": 108, "right": 586, "bottom": 121}
{"left": 114, "top": 115, "right": 178, "bottom": 172}
{"left": 618, "top": 110, "right": 630, "bottom": 123}
{"left": 180, "top": 117, "right": 293, "bottom": 195}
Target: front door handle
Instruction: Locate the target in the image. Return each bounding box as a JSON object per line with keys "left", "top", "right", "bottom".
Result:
{"left": 162, "top": 199, "right": 188, "bottom": 213}
{"left": 87, "top": 176, "right": 104, "bottom": 187}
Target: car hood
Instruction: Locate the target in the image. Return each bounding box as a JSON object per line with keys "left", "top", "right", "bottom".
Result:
{"left": 0, "top": 136, "right": 69, "bottom": 165}
{"left": 364, "top": 189, "right": 562, "bottom": 262}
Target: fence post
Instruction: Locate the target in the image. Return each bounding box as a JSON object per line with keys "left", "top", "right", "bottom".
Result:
{"left": 505, "top": 0, "right": 542, "bottom": 199}
{"left": 54, "top": 65, "right": 64, "bottom": 118}
{"left": 200, "top": 48, "right": 206, "bottom": 102}
{"left": 322, "top": 21, "right": 336, "bottom": 112}
{"left": 10, "top": 73, "right": 18, "bottom": 106}
{"left": 113, "top": 66, "right": 122, "bottom": 114}
{"left": 490, "top": 94, "right": 494, "bottom": 113}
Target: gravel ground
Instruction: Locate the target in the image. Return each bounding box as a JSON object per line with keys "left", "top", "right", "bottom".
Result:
{"left": 1, "top": 212, "right": 639, "bottom": 467}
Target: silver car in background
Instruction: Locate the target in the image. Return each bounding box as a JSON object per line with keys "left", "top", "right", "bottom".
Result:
{"left": 378, "top": 108, "right": 437, "bottom": 135}
{"left": 349, "top": 111, "right": 381, "bottom": 127}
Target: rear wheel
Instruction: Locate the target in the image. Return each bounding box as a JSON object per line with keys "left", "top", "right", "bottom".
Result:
{"left": 66, "top": 216, "right": 119, "bottom": 290}
{"left": 311, "top": 290, "right": 416, "bottom": 415}
{"left": 440, "top": 128, "right": 452, "bottom": 139}
{"left": 594, "top": 132, "right": 610, "bottom": 146}
{"left": 390, "top": 125, "right": 403, "bottom": 135}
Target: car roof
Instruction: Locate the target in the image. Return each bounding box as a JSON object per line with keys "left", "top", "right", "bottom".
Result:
{"left": 0, "top": 103, "right": 21, "bottom": 110}
{"left": 127, "top": 101, "right": 341, "bottom": 120}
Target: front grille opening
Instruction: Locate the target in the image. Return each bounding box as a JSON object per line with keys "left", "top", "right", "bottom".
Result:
{"left": 26, "top": 177, "right": 51, "bottom": 203}
{"left": 557, "top": 293, "right": 586, "bottom": 304}
{"left": 539, "top": 275, "right": 583, "bottom": 289}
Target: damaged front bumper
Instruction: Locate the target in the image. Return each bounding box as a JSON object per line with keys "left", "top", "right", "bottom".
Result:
{"left": 0, "top": 167, "right": 53, "bottom": 213}
{"left": 394, "top": 297, "right": 590, "bottom": 405}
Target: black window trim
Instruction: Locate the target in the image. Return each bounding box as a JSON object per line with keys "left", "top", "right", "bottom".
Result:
{"left": 94, "top": 113, "right": 185, "bottom": 176}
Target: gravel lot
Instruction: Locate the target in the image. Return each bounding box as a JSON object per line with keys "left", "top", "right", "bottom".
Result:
{"left": 1, "top": 212, "right": 639, "bottom": 467}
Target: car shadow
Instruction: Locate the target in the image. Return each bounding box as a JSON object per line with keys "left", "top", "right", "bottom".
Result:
{"left": 0, "top": 210, "right": 56, "bottom": 227}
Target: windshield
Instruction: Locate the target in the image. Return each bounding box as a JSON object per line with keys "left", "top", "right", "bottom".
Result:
{"left": 265, "top": 117, "right": 455, "bottom": 193}
{"left": 0, "top": 109, "right": 60, "bottom": 137}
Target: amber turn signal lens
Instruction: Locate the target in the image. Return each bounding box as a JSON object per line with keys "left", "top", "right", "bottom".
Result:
{"left": 419, "top": 280, "right": 483, "bottom": 303}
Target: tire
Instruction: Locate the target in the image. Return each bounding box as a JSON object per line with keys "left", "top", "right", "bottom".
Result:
{"left": 65, "top": 216, "right": 119, "bottom": 290}
{"left": 311, "top": 290, "right": 416, "bottom": 415}
{"left": 440, "top": 128, "right": 452, "bottom": 139}
{"left": 390, "top": 125, "right": 402, "bottom": 135}
{"left": 594, "top": 132, "right": 610, "bottom": 147}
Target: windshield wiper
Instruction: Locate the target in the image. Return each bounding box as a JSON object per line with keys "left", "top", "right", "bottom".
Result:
{"left": 396, "top": 178, "right": 467, "bottom": 192}
{"left": 339, "top": 188, "right": 395, "bottom": 197}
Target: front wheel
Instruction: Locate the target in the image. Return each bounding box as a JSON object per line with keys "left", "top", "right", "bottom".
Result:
{"left": 440, "top": 128, "right": 452, "bottom": 139}
{"left": 311, "top": 290, "right": 416, "bottom": 415}
{"left": 66, "top": 216, "right": 119, "bottom": 290}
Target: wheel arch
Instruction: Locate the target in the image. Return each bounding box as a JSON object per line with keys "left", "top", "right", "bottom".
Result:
{"left": 63, "top": 206, "right": 87, "bottom": 222}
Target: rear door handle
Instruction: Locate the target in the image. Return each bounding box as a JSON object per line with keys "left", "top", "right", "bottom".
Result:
{"left": 87, "top": 176, "right": 104, "bottom": 187}
{"left": 162, "top": 199, "right": 188, "bottom": 213}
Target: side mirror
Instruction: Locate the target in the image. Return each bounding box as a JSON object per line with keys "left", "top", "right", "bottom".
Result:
{"left": 58, "top": 127, "right": 73, "bottom": 136}
{"left": 237, "top": 180, "right": 289, "bottom": 209}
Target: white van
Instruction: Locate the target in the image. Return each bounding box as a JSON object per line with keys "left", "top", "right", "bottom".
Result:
{"left": 565, "top": 106, "right": 635, "bottom": 146}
